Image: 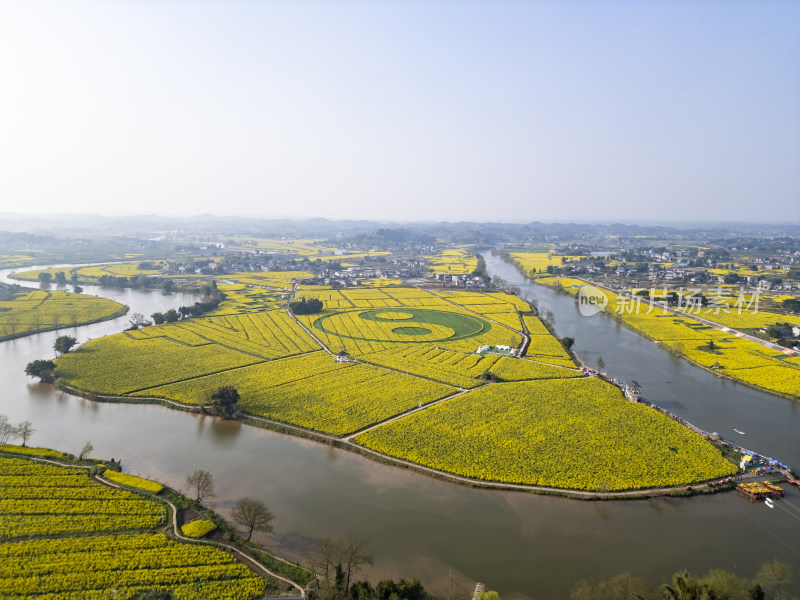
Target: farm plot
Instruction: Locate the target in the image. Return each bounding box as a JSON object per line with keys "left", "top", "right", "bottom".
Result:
{"left": 209, "top": 284, "right": 290, "bottom": 313}
{"left": 354, "top": 378, "right": 737, "bottom": 491}
{"left": 295, "top": 288, "right": 353, "bottom": 309}
{"left": 0, "top": 534, "right": 267, "bottom": 600}
{"left": 510, "top": 251, "right": 584, "bottom": 277}
{"left": 363, "top": 346, "right": 581, "bottom": 388}
{"left": 434, "top": 291, "right": 530, "bottom": 329}
{"left": 0, "top": 289, "right": 126, "bottom": 340}
{"left": 425, "top": 248, "right": 478, "bottom": 274}
{"left": 0, "top": 458, "right": 165, "bottom": 539}
{"left": 132, "top": 351, "right": 455, "bottom": 435}
{"left": 56, "top": 334, "right": 264, "bottom": 395}
{"left": 0, "top": 456, "right": 267, "bottom": 600}
{"left": 57, "top": 309, "right": 319, "bottom": 394}
{"left": 242, "top": 363, "right": 456, "bottom": 436}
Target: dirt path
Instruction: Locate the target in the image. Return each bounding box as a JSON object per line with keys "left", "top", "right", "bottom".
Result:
{"left": 342, "top": 385, "right": 483, "bottom": 441}
{"left": 95, "top": 472, "right": 307, "bottom": 596}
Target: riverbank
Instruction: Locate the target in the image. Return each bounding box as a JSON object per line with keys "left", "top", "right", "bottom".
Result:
{"left": 55, "top": 380, "right": 744, "bottom": 501}
{"left": 530, "top": 273, "right": 800, "bottom": 404}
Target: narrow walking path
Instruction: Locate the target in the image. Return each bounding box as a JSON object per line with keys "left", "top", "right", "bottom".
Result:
{"left": 342, "top": 385, "right": 483, "bottom": 441}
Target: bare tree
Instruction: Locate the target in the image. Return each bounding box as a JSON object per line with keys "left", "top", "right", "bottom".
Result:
{"left": 306, "top": 535, "right": 373, "bottom": 594}
{"left": 0, "top": 414, "right": 15, "bottom": 444}
{"left": 306, "top": 535, "right": 341, "bottom": 583}
{"left": 15, "top": 421, "right": 35, "bottom": 447}
{"left": 231, "top": 498, "right": 275, "bottom": 541}
{"left": 339, "top": 535, "right": 373, "bottom": 593}
{"left": 186, "top": 469, "right": 215, "bottom": 503}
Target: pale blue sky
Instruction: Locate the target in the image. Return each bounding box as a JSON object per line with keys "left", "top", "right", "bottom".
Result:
{"left": 1, "top": 0, "right": 798, "bottom": 223}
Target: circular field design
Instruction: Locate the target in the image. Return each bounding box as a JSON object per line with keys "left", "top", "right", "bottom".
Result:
{"left": 374, "top": 311, "right": 415, "bottom": 320}
{"left": 391, "top": 326, "right": 432, "bottom": 336}
{"left": 313, "top": 309, "right": 491, "bottom": 343}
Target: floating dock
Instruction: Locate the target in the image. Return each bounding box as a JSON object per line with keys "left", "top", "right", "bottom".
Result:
{"left": 736, "top": 481, "right": 785, "bottom": 500}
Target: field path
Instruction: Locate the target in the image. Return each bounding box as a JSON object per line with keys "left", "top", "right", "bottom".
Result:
{"left": 95, "top": 471, "right": 308, "bottom": 596}
{"left": 341, "top": 385, "right": 484, "bottom": 441}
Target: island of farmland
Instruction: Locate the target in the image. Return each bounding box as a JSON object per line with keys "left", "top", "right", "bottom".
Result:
{"left": 54, "top": 274, "right": 737, "bottom": 494}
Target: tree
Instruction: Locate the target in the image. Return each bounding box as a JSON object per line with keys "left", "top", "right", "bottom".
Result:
{"left": 53, "top": 335, "right": 78, "bottom": 356}
{"left": 339, "top": 535, "right": 373, "bottom": 593}
{"left": 596, "top": 356, "right": 605, "bottom": 372}
{"left": 79, "top": 441, "right": 94, "bottom": 460}
{"left": 289, "top": 297, "right": 324, "bottom": 315}
{"left": 783, "top": 298, "right": 800, "bottom": 314}
{"left": 306, "top": 535, "right": 373, "bottom": 595}
{"left": 0, "top": 414, "right": 15, "bottom": 444}
{"left": 701, "top": 569, "right": 748, "bottom": 599}
{"left": 560, "top": 336, "right": 575, "bottom": 351}
{"left": 24, "top": 359, "right": 56, "bottom": 383}
{"left": 15, "top": 421, "right": 35, "bottom": 447}
{"left": 37, "top": 272, "right": 52, "bottom": 284}
{"left": 211, "top": 385, "right": 240, "bottom": 419}
{"left": 232, "top": 497, "right": 275, "bottom": 541}
{"left": 151, "top": 312, "right": 165, "bottom": 325}
{"left": 756, "top": 560, "right": 792, "bottom": 600}
{"left": 128, "top": 313, "right": 150, "bottom": 329}
{"left": 186, "top": 469, "right": 215, "bottom": 502}
{"left": 662, "top": 569, "right": 703, "bottom": 600}
{"left": 73, "top": 285, "right": 83, "bottom": 294}
{"left": 54, "top": 271, "right": 67, "bottom": 285}
{"left": 163, "top": 308, "right": 180, "bottom": 323}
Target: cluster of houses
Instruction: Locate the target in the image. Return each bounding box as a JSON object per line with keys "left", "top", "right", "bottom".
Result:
{"left": 431, "top": 272, "right": 486, "bottom": 287}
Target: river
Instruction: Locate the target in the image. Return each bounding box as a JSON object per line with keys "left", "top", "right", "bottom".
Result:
{"left": 1, "top": 261, "right": 798, "bottom": 599}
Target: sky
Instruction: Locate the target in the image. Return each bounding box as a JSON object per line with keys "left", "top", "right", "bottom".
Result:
{"left": 1, "top": 0, "right": 798, "bottom": 224}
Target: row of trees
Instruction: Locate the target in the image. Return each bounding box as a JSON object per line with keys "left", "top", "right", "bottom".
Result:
{"left": 570, "top": 560, "right": 794, "bottom": 600}
{"left": 147, "top": 285, "right": 223, "bottom": 326}
{"left": 0, "top": 414, "right": 35, "bottom": 447}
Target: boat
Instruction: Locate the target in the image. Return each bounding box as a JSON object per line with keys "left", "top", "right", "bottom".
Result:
{"left": 624, "top": 381, "right": 642, "bottom": 401}
{"left": 731, "top": 427, "right": 746, "bottom": 435}
{"left": 765, "top": 497, "right": 774, "bottom": 509}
